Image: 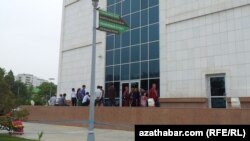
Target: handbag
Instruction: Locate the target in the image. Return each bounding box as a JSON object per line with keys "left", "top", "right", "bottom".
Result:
{"left": 147, "top": 98, "right": 155, "bottom": 107}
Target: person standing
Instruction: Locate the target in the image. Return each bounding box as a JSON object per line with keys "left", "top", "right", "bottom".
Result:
{"left": 71, "top": 88, "right": 77, "bottom": 106}
{"left": 131, "top": 87, "right": 140, "bottom": 107}
{"left": 95, "top": 86, "right": 103, "bottom": 106}
{"left": 140, "top": 92, "right": 148, "bottom": 107}
{"left": 149, "top": 83, "right": 159, "bottom": 107}
{"left": 100, "top": 86, "right": 105, "bottom": 106}
{"left": 81, "top": 85, "right": 86, "bottom": 101}
{"left": 76, "top": 88, "right": 82, "bottom": 106}
{"left": 122, "top": 86, "right": 130, "bottom": 107}
{"left": 108, "top": 83, "right": 116, "bottom": 106}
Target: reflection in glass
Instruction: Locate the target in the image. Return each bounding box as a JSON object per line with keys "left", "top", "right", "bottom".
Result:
{"left": 149, "top": 41, "right": 159, "bottom": 59}
{"left": 121, "top": 47, "right": 130, "bottom": 63}
{"left": 149, "top": 60, "right": 159, "bottom": 78}
{"left": 105, "top": 66, "right": 113, "bottom": 81}
{"left": 130, "top": 63, "right": 140, "bottom": 79}
{"left": 121, "top": 64, "right": 129, "bottom": 80}
{"left": 106, "top": 51, "right": 113, "bottom": 66}
{"left": 141, "top": 61, "right": 148, "bottom": 78}
{"left": 131, "top": 45, "right": 140, "bottom": 62}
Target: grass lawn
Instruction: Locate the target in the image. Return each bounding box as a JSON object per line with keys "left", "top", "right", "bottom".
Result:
{"left": 0, "top": 134, "right": 37, "bottom": 141}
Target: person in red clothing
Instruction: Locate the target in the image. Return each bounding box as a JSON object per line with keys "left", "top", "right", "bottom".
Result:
{"left": 149, "top": 83, "right": 159, "bottom": 107}
{"left": 122, "top": 86, "right": 130, "bottom": 107}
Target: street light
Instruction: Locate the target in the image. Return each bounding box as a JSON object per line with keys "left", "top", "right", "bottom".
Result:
{"left": 88, "top": 0, "right": 98, "bottom": 141}
{"left": 49, "top": 78, "right": 55, "bottom": 101}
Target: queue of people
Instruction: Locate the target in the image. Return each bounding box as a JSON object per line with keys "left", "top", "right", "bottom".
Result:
{"left": 48, "top": 93, "right": 68, "bottom": 106}
{"left": 49, "top": 83, "right": 159, "bottom": 107}
{"left": 69, "top": 85, "right": 104, "bottom": 106}
{"left": 121, "top": 83, "right": 159, "bottom": 107}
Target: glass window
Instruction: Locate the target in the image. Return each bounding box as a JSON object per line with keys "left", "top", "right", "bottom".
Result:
{"left": 106, "top": 51, "right": 114, "bottom": 66}
{"left": 141, "top": 61, "right": 148, "bottom": 78}
{"left": 131, "top": 12, "right": 140, "bottom": 29}
{"left": 131, "top": 45, "right": 140, "bottom": 62}
{"left": 130, "top": 63, "right": 140, "bottom": 79}
{"left": 114, "top": 65, "right": 120, "bottom": 81}
{"left": 105, "top": 66, "right": 113, "bottom": 81}
{"left": 140, "top": 79, "right": 149, "bottom": 92}
{"left": 149, "top": 23, "right": 159, "bottom": 41}
{"left": 108, "top": 0, "right": 115, "bottom": 6}
{"left": 115, "top": 35, "right": 121, "bottom": 48}
{"left": 149, "top": 60, "right": 159, "bottom": 78}
{"left": 209, "top": 76, "right": 226, "bottom": 108}
{"left": 149, "top": 6, "right": 159, "bottom": 24}
{"left": 114, "top": 82, "right": 120, "bottom": 98}
{"left": 121, "top": 47, "right": 130, "bottom": 63}
{"left": 141, "top": 9, "right": 148, "bottom": 26}
{"left": 131, "top": 28, "right": 140, "bottom": 45}
{"left": 122, "top": 0, "right": 130, "bottom": 16}
{"left": 114, "top": 49, "right": 120, "bottom": 64}
{"left": 141, "top": 0, "right": 149, "bottom": 9}
{"left": 123, "top": 15, "right": 130, "bottom": 28}
{"left": 149, "top": 0, "right": 159, "bottom": 7}
{"left": 149, "top": 41, "right": 159, "bottom": 59}
{"left": 115, "top": 3, "right": 121, "bottom": 15}
{"left": 122, "top": 31, "right": 130, "bottom": 47}
{"left": 141, "top": 44, "right": 148, "bottom": 61}
{"left": 121, "top": 64, "right": 129, "bottom": 80}
{"left": 141, "top": 26, "right": 148, "bottom": 43}
{"left": 131, "top": 0, "right": 140, "bottom": 13}
{"left": 210, "top": 77, "right": 226, "bottom": 96}
{"left": 105, "top": 83, "right": 110, "bottom": 98}
{"left": 107, "top": 5, "right": 115, "bottom": 13}
{"left": 211, "top": 98, "right": 226, "bottom": 108}
{"left": 106, "top": 35, "right": 114, "bottom": 50}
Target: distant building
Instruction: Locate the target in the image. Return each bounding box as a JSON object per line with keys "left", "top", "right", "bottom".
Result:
{"left": 16, "top": 74, "right": 48, "bottom": 87}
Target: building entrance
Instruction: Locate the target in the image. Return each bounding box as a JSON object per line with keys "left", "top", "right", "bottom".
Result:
{"left": 119, "top": 81, "right": 140, "bottom": 107}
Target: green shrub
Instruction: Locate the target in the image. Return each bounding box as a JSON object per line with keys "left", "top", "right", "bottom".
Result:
{"left": 0, "top": 116, "right": 13, "bottom": 132}
{"left": 10, "top": 108, "right": 29, "bottom": 121}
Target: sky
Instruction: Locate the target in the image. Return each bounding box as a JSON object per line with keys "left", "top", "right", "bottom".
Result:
{"left": 0, "top": 0, "right": 63, "bottom": 84}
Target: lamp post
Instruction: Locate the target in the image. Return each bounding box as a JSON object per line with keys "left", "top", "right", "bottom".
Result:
{"left": 49, "top": 78, "right": 55, "bottom": 100}
{"left": 88, "top": 0, "right": 98, "bottom": 141}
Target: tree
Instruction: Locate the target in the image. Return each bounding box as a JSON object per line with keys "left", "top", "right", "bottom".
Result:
{"left": 0, "top": 67, "right": 16, "bottom": 115}
{"left": 38, "top": 82, "right": 57, "bottom": 103}
{"left": 12, "top": 81, "right": 32, "bottom": 105}
{"left": 4, "top": 70, "right": 15, "bottom": 89}
{"left": 0, "top": 67, "right": 5, "bottom": 79}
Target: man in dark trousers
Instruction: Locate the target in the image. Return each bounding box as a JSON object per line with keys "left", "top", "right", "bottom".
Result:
{"left": 108, "top": 83, "right": 116, "bottom": 106}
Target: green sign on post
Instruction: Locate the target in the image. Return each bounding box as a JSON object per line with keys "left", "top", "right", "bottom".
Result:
{"left": 97, "top": 9, "right": 129, "bottom": 34}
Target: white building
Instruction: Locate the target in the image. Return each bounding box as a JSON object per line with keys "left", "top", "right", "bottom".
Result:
{"left": 58, "top": 0, "right": 250, "bottom": 108}
{"left": 16, "top": 74, "right": 48, "bottom": 87}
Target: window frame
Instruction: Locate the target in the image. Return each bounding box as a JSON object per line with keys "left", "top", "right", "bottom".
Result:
{"left": 207, "top": 74, "right": 227, "bottom": 108}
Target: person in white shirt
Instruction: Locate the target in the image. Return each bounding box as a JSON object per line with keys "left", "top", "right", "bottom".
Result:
{"left": 49, "top": 95, "right": 57, "bottom": 106}
{"left": 71, "top": 88, "right": 77, "bottom": 106}
{"left": 95, "top": 86, "right": 103, "bottom": 106}
{"left": 82, "top": 92, "right": 90, "bottom": 106}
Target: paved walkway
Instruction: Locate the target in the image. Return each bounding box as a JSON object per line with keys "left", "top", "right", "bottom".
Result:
{"left": 21, "top": 122, "right": 134, "bottom": 141}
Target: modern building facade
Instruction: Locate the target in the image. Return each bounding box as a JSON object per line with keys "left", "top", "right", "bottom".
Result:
{"left": 16, "top": 74, "right": 48, "bottom": 87}
{"left": 58, "top": 0, "right": 250, "bottom": 108}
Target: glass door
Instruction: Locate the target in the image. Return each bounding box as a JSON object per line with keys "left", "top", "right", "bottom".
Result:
{"left": 207, "top": 74, "right": 226, "bottom": 108}
{"left": 120, "top": 81, "right": 140, "bottom": 107}
{"left": 120, "top": 82, "right": 129, "bottom": 107}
